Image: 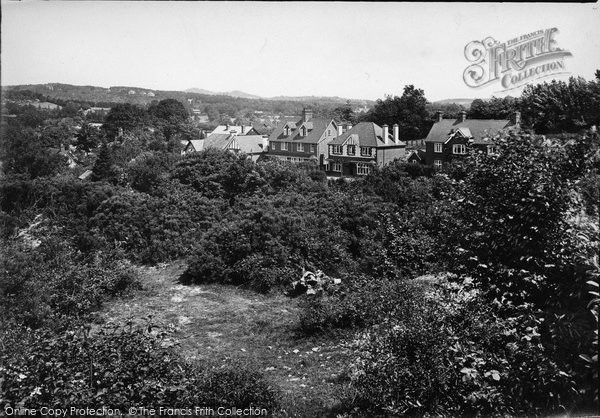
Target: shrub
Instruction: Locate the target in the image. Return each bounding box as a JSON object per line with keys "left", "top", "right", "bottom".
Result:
{"left": 346, "top": 280, "right": 576, "bottom": 416}
{"left": 0, "top": 323, "right": 279, "bottom": 412}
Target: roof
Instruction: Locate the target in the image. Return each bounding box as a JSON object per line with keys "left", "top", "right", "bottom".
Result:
{"left": 210, "top": 125, "right": 253, "bottom": 136}
{"left": 235, "top": 135, "right": 267, "bottom": 155}
{"left": 425, "top": 119, "right": 515, "bottom": 144}
{"left": 407, "top": 149, "right": 426, "bottom": 161}
{"left": 249, "top": 122, "right": 273, "bottom": 136}
{"left": 269, "top": 117, "right": 336, "bottom": 144}
{"left": 186, "top": 139, "right": 205, "bottom": 152}
{"left": 204, "top": 133, "right": 234, "bottom": 149}
{"left": 328, "top": 122, "right": 403, "bottom": 147}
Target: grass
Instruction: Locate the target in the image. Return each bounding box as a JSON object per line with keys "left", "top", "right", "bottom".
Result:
{"left": 97, "top": 260, "right": 354, "bottom": 417}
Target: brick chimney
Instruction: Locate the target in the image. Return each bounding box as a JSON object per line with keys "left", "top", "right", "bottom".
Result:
{"left": 241, "top": 125, "right": 246, "bottom": 134}
{"left": 382, "top": 124, "right": 389, "bottom": 145}
{"left": 302, "top": 108, "right": 313, "bottom": 122}
{"left": 393, "top": 124, "right": 399, "bottom": 143}
{"left": 337, "top": 124, "right": 343, "bottom": 136}
{"left": 436, "top": 111, "right": 443, "bottom": 122}
{"left": 460, "top": 111, "right": 467, "bottom": 123}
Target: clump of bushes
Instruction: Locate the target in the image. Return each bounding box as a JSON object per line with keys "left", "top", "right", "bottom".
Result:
{"left": 0, "top": 240, "right": 140, "bottom": 329}
{"left": 0, "top": 323, "right": 279, "bottom": 412}
{"left": 298, "top": 274, "right": 417, "bottom": 334}
{"left": 346, "top": 280, "right": 576, "bottom": 416}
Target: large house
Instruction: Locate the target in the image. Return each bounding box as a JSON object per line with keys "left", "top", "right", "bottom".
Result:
{"left": 267, "top": 108, "right": 339, "bottom": 166}
{"left": 424, "top": 111, "right": 520, "bottom": 169}
{"left": 325, "top": 122, "right": 406, "bottom": 176}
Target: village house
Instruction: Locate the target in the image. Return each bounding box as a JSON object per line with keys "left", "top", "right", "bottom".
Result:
{"left": 182, "top": 132, "right": 268, "bottom": 161}
{"left": 325, "top": 122, "right": 406, "bottom": 176}
{"left": 424, "top": 111, "right": 520, "bottom": 169}
{"left": 267, "top": 108, "right": 338, "bottom": 166}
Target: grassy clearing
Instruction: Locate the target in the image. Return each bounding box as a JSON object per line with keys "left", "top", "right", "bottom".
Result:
{"left": 97, "top": 260, "right": 353, "bottom": 417}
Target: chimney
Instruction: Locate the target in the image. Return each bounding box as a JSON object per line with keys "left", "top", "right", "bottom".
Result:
{"left": 225, "top": 123, "right": 230, "bottom": 131}
{"left": 436, "top": 110, "right": 443, "bottom": 122}
{"left": 393, "top": 124, "right": 399, "bottom": 143}
{"left": 382, "top": 124, "right": 389, "bottom": 145}
{"left": 241, "top": 125, "right": 246, "bottom": 134}
{"left": 337, "top": 124, "right": 343, "bottom": 136}
{"left": 302, "top": 108, "right": 313, "bottom": 122}
{"left": 347, "top": 123, "right": 352, "bottom": 132}
{"left": 513, "top": 111, "right": 521, "bottom": 127}
{"left": 460, "top": 110, "right": 467, "bottom": 123}
{"left": 262, "top": 135, "right": 269, "bottom": 150}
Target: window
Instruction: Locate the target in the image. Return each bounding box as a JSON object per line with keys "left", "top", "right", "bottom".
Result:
{"left": 281, "top": 142, "right": 289, "bottom": 151}
{"left": 325, "top": 163, "right": 330, "bottom": 171}
{"left": 487, "top": 145, "right": 497, "bottom": 155}
{"left": 434, "top": 143, "right": 442, "bottom": 153}
{"left": 310, "top": 144, "right": 316, "bottom": 153}
{"left": 452, "top": 144, "right": 466, "bottom": 155}
{"left": 331, "top": 145, "right": 343, "bottom": 155}
{"left": 357, "top": 163, "right": 370, "bottom": 175}
{"left": 301, "top": 126, "right": 307, "bottom": 137}
{"left": 328, "top": 129, "right": 331, "bottom": 136}
{"left": 284, "top": 127, "right": 290, "bottom": 136}
{"left": 360, "top": 147, "right": 371, "bottom": 157}
{"left": 332, "top": 162, "right": 342, "bottom": 172}
{"left": 297, "top": 143, "right": 304, "bottom": 152}
{"left": 434, "top": 160, "right": 442, "bottom": 169}
{"left": 347, "top": 145, "right": 356, "bottom": 155}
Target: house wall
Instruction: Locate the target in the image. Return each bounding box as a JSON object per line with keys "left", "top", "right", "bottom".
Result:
{"left": 376, "top": 146, "right": 406, "bottom": 166}
{"left": 318, "top": 121, "right": 337, "bottom": 162}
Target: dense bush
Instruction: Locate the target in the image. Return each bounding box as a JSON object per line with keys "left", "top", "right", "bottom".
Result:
{"left": 347, "top": 280, "right": 576, "bottom": 416}
{"left": 0, "top": 241, "right": 139, "bottom": 329}
{"left": 298, "top": 274, "right": 417, "bottom": 334}
{"left": 0, "top": 323, "right": 279, "bottom": 413}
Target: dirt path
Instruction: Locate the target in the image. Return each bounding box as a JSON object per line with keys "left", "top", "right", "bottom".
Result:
{"left": 99, "top": 260, "right": 352, "bottom": 417}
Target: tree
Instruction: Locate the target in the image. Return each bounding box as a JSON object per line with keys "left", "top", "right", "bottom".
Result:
{"left": 75, "top": 123, "right": 101, "bottom": 152}
{"left": 102, "top": 103, "right": 148, "bottom": 139}
{"left": 520, "top": 76, "right": 600, "bottom": 133}
{"left": 148, "top": 99, "right": 189, "bottom": 141}
{"left": 365, "top": 85, "right": 431, "bottom": 141}
{"left": 91, "top": 143, "right": 115, "bottom": 182}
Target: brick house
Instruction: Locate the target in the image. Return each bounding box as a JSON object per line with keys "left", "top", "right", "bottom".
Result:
{"left": 325, "top": 122, "right": 406, "bottom": 177}
{"left": 267, "top": 108, "right": 338, "bottom": 166}
{"left": 424, "top": 111, "right": 520, "bottom": 169}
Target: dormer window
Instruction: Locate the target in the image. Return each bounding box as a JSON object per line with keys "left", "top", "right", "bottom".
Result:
{"left": 284, "top": 127, "right": 290, "bottom": 136}
{"left": 301, "top": 126, "right": 307, "bottom": 137}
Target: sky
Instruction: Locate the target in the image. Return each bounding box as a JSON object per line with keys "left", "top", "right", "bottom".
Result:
{"left": 2, "top": 1, "right": 600, "bottom": 101}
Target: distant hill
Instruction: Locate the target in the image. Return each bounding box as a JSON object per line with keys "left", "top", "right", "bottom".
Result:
{"left": 185, "top": 88, "right": 261, "bottom": 99}
{"left": 185, "top": 88, "right": 359, "bottom": 103}
{"left": 431, "top": 98, "right": 476, "bottom": 108}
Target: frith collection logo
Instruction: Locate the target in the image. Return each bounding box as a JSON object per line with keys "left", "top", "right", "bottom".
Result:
{"left": 463, "top": 28, "right": 572, "bottom": 92}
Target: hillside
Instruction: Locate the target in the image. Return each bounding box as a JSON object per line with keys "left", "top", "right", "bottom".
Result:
{"left": 431, "top": 98, "right": 476, "bottom": 108}
{"left": 2, "top": 83, "right": 374, "bottom": 110}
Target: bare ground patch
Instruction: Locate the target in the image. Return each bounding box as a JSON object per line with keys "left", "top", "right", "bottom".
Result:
{"left": 98, "top": 260, "right": 352, "bottom": 417}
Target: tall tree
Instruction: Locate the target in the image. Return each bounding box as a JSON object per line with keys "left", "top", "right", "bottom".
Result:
{"left": 102, "top": 103, "right": 148, "bottom": 139}
{"left": 365, "top": 85, "right": 431, "bottom": 141}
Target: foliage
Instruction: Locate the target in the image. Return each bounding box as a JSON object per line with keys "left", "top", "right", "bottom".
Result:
{"left": 347, "top": 280, "right": 576, "bottom": 416}
{"left": 468, "top": 96, "right": 519, "bottom": 120}
{"left": 101, "top": 103, "right": 148, "bottom": 139}
{"left": 0, "top": 323, "right": 279, "bottom": 412}
{"left": 520, "top": 76, "right": 600, "bottom": 133}
{"left": 362, "top": 85, "right": 431, "bottom": 141}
